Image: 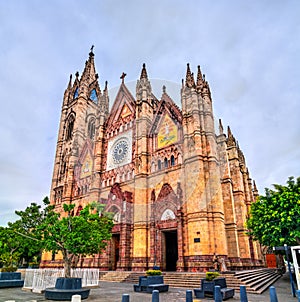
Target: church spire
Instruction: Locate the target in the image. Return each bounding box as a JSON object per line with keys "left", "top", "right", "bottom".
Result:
{"left": 219, "top": 118, "right": 224, "bottom": 135}
{"left": 196, "top": 65, "right": 203, "bottom": 86}
{"left": 80, "top": 46, "right": 98, "bottom": 85}
{"left": 196, "top": 65, "right": 205, "bottom": 92}
{"left": 67, "top": 74, "right": 72, "bottom": 90}
{"left": 185, "top": 63, "right": 195, "bottom": 88}
{"left": 227, "top": 126, "right": 237, "bottom": 147}
{"left": 140, "top": 63, "right": 148, "bottom": 79}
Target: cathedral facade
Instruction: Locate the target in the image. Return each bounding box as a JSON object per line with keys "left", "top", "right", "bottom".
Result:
{"left": 43, "top": 49, "right": 264, "bottom": 272}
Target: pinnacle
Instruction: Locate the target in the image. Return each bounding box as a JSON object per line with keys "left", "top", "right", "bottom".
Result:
{"left": 140, "top": 63, "right": 148, "bottom": 79}
{"left": 185, "top": 63, "right": 195, "bottom": 88}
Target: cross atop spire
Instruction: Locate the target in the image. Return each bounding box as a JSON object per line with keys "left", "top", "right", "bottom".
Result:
{"left": 89, "top": 45, "right": 94, "bottom": 56}
{"left": 120, "top": 72, "right": 127, "bottom": 83}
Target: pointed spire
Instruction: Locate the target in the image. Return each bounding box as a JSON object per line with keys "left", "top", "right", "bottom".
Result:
{"left": 196, "top": 65, "right": 203, "bottom": 86}
{"left": 253, "top": 180, "right": 257, "bottom": 191}
{"left": 104, "top": 81, "right": 108, "bottom": 94}
{"left": 238, "top": 145, "right": 245, "bottom": 165}
{"left": 140, "top": 63, "right": 148, "bottom": 79}
{"left": 67, "top": 74, "right": 72, "bottom": 90}
{"left": 80, "top": 47, "right": 97, "bottom": 84}
{"left": 253, "top": 180, "right": 259, "bottom": 198}
{"left": 185, "top": 63, "right": 195, "bottom": 88}
{"left": 219, "top": 118, "right": 224, "bottom": 134}
{"left": 227, "top": 126, "right": 236, "bottom": 147}
{"left": 162, "top": 85, "right": 166, "bottom": 94}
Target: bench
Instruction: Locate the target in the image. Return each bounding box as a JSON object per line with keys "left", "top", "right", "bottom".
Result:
{"left": 134, "top": 276, "right": 169, "bottom": 293}
{"left": 0, "top": 272, "right": 24, "bottom": 288}
{"left": 194, "top": 277, "right": 234, "bottom": 300}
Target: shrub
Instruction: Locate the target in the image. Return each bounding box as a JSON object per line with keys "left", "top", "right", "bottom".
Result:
{"left": 205, "top": 271, "right": 220, "bottom": 281}
{"left": 146, "top": 269, "right": 162, "bottom": 276}
{"left": 1, "top": 266, "right": 17, "bottom": 272}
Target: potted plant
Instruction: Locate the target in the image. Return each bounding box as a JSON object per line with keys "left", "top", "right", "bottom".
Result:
{"left": 205, "top": 271, "right": 220, "bottom": 281}
{"left": 202, "top": 272, "right": 222, "bottom": 293}
{"left": 0, "top": 253, "right": 24, "bottom": 287}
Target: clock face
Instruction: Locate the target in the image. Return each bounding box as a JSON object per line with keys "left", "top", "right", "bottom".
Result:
{"left": 112, "top": 139, "right": 129, "bottom": 164}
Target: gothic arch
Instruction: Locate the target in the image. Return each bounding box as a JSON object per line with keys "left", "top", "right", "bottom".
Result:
{"left": 153, "top": 183, "right": 180, "bottom": 222}
{"left": 65, "top": 113, "right": 76, "bottom": 141}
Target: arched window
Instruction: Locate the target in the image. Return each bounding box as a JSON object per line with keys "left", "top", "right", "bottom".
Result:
{"left": 88, "top": 118, "right": 95, "bottom": 140}
{"left": 74, "top": 87, "right": 79, "bottom": 99}
{"left": 66, "top": 115, "right": 75, "bottom": 141}
{"left": 171, "top": 155, "right": 175, "bottom": 166}
{"left": 61, "top": 161, "right": 67, "bottom": 176}
{"left": 89, "top": 89, "right": 98, "bottom": 104}
{"left": 164, "top": 157, "right": 168, "bottom": 169}
{"left": 158, "top": 160, "right": 162, "bottom": 171}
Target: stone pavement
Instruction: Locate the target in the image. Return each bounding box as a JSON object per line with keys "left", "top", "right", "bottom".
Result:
{"left": 0, "top": 273, "right": 297, "bottom": 302}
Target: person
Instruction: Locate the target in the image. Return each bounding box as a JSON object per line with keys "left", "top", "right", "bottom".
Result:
{"left": 219, "top": 257, "right": 227, "bottom": 272}
{"left": 213, "top": 254, "right": 219, "bottom": 271}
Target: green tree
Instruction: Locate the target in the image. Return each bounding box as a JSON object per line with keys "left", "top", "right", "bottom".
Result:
{"left": 38, "top": 201, "right": 113, "bottom": 278}
{"left": 246, "top": 176, "right": 300, "bottom": 247}
{"left": 1, "top": 198, "right": 113, "bottom": 278}
{"left": 0, "top": 199, "right": 49, "bottom": 270}
{"left": 0, "top": 226, "right": 22, "bottom": 270}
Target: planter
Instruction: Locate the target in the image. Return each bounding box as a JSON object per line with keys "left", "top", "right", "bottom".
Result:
{"left": 134, "top": 275, "right": 169, "bottom": 293}
{"left": 45, "top": 278, "right": 90, "bottom": 301}
{"left": 202, "top": 277, "right": 226, "bottom": 293}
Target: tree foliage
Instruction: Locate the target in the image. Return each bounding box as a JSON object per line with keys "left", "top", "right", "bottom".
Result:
{"left": 0, "top": 199, "right": 49, "bottom": 269}
{"left": 0, "top": 198, "right": 113, "bottom": 278}
{"left": 246, "top": 176, "right": 300, "bottom": 247}
{"left": 39, "top": 202, "right": 113, "bottom": 277}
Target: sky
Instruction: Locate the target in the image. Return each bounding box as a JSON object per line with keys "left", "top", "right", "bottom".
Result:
{"left": 0, "top": 0, "right": 299, "bottom": 226}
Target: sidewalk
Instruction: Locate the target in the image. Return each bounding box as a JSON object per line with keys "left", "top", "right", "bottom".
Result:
{"left": 0, "top": 273, "right": 297, "bottom": 302}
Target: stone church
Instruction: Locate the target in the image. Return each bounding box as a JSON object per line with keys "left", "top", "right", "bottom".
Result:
{"left": 42, "top": 49, "right": 264, "bottom": 272}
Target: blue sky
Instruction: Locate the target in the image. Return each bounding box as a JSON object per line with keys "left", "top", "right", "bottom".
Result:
{"left": 0, "top": 0, "right": 299, "bottom": 226}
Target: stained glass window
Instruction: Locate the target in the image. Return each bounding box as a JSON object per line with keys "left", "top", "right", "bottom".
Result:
{"left": 89, "top": 89, "right": 98, "bottom": 103}
{"left": 74, "top": 87, "right": 79, "bottom": 99}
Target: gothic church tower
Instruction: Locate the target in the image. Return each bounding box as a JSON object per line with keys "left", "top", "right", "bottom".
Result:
{"left": 50, "top": 48, "right": 109, "bottom": 212}
{"left": 46, "top": 50, "right": 263, "bottom": 272}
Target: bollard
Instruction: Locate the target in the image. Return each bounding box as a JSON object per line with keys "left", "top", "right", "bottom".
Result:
{"left": 186, "top": 289, "right": 193, "bottom": 302}
{"left": 214, "top": 285, "right": 223, "bottom": 302}
{"left": 71, "top": 295, "right": 81, "bottom": 302}
{"left": 240, "top": 285, "right": 248, "bottom": 302}
{"left": 297, "top": 289, "right": 300, "bottom": 302}
{"left": 152, "top": 289, "right": 159, "bottom": 302}
{"left": 270, "top": 286, "right": 278, "bottom": 302}
{"left": 121, "top": 293, "right": 130, "bottom": 302}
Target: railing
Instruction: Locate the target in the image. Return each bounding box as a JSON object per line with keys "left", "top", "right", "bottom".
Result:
{"left": 23, "top": 268, "right": 99, "bottom": 292}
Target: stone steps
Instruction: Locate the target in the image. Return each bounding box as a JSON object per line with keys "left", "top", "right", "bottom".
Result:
{"left": 232, "top": 268, "right": 282, "bottom": 294}
{"left": 99, "top": 271, "right": 131, "bottom": 282}
{"left": 98, "top": 269, "right": 282, "bottom": 294}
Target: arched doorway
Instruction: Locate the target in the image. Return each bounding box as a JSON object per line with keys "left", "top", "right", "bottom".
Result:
{"left": 111, "top": 234, "right": 120, "bottom": 270}
{"left": 163, "top": 230, "right": 178, "bottom": 271}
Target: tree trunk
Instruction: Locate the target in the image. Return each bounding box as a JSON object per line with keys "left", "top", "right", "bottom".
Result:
{"left": 62, "top": 251, "right": 72, "bottom": 278}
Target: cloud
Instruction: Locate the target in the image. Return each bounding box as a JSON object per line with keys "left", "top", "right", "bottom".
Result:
{"left": 0, "top": 0, "right": 299, "bottom": 226}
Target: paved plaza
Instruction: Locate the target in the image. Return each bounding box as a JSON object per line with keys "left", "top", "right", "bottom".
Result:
{"left": 0, "top": 273, "right": 297, "bottom": 302}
